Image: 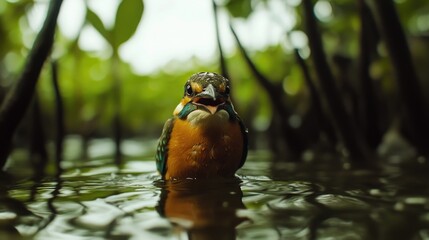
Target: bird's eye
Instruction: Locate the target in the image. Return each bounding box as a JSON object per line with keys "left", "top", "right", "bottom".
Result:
{"left": 225, "top": 85, "right": 230, "bottom": 95}
{"left": 185, "top": 84, "right": 193, "bottom": 96}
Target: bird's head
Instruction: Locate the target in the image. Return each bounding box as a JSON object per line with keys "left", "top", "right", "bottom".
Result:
{"left": 174, "top": 72, "right": 232, "bottom": 117}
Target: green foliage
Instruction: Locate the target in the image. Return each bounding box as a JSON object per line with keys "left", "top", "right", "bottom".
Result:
{"left": 225, "top": 0, "right": 252, "bottom": 18}
{"left": 113, "top": 0, "right": 144, "bottom": 49}
{"left": 86, "top": 9, "right": 110, "bottom": 41}
{"left": 0, "top": 1, "right": 33, "bottom": 78}
{"left": 86, "top": 0, "right": 144, "bottom": 51}
{"left": 1, "top": 0, "right": 429, "bottom": 146}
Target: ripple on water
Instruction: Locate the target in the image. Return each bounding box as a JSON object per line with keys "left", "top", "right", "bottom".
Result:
{"left": 3, "top": 156, "right": 429, "bottom": 239}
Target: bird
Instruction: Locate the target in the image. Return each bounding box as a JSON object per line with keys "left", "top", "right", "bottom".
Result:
{"left": 156, "top": 72, "right": 248, "bottom": 180}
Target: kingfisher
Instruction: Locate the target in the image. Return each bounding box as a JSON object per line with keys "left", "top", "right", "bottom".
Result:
{"left": 156, "top": 72, "right": 248, "bottom": 180}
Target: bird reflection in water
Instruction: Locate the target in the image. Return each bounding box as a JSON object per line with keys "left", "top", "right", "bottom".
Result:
{"left": 156, "top": 178, "right": 246, "bottom": 239}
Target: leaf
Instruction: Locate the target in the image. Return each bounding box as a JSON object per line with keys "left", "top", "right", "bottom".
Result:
{"left": 112, "top": 0, "right": 144, "bottom": 49}
{"left": 226, "top": 0, "right": 252, "bottom": 19}
{"left": 86, "top": 8, "right": 110, "bottom": 43}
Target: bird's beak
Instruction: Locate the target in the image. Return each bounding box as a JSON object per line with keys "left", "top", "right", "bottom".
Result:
{"left": 196, "top": 84, "right": 217, "bottom": 100}
{"left": 193, "top": 84, "right": 224, "bottom": 114}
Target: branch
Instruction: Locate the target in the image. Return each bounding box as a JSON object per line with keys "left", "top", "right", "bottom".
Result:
{"left": 0, "top": 0, "right": 63, "bottom": 169}
{"left": 365, "top": 0, "right": 429, "bottom": 155}
{"left": 51, "top": 60, "right": 64, "bottom": 175}
{"left": 230, "top": 23, "right": 307, "bottom": 157}
{"left": 30, "top": 95, "right": 48, "bottom": 179}
{"left": 212, "top": 0, "right": 229, "bottom": 79}
{"left": 302, "top": 0, "right": 369, "bottom": 162}
{"left": 357, "top": 0, "right": 382, "bottom": 149}
{"left": 292, "top": 46, "right": 337, "bottom": 144}
{"left": 229, "top": 23, "right": 283, "bottom": 98}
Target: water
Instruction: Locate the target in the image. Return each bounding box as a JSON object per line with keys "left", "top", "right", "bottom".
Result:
{"left": 2, "top": 146, "right": 429, "bottom": 239}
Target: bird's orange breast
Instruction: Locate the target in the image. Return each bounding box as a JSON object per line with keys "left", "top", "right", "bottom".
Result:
{"left": 165, "top": 118, "right": 244, "bottom": 180}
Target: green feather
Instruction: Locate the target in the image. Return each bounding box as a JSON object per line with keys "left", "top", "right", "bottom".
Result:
{"left": 178, "top": 102, "right": 197, "bottom": 119}
{"left": 156, "top": 118, "right": 175, "bottom": 176}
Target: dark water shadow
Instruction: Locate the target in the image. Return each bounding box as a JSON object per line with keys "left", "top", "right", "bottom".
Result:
{"left": 156, "top": 177, "right": 246, "bottom": 239}
{"left": 0, "top": 179, "right": 34, "bottom": 239}
{"left": 42, "top": 177, "right": 62, "bottom": 231}
{"left": 266, "top": 158, "right": 429, "bottom": 240}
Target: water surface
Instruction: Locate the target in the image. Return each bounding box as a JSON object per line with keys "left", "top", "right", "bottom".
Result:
{"left": 2, "top": 148, "right": 429, "bottom": 239}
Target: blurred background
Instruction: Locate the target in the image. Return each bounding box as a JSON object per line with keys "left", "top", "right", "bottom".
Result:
{"left": 1, "top": 0, "right": 429, "bottom": 176}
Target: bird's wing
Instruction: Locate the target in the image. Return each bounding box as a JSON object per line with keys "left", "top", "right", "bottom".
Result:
{"left": 156, "top": 118, "right": 175, "bottom": 176}
{"left": 222, "top": 102, "right": 248, "bottom": 169}
{"left": 237, "top": 117, "right": 248, "bottom": 169}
